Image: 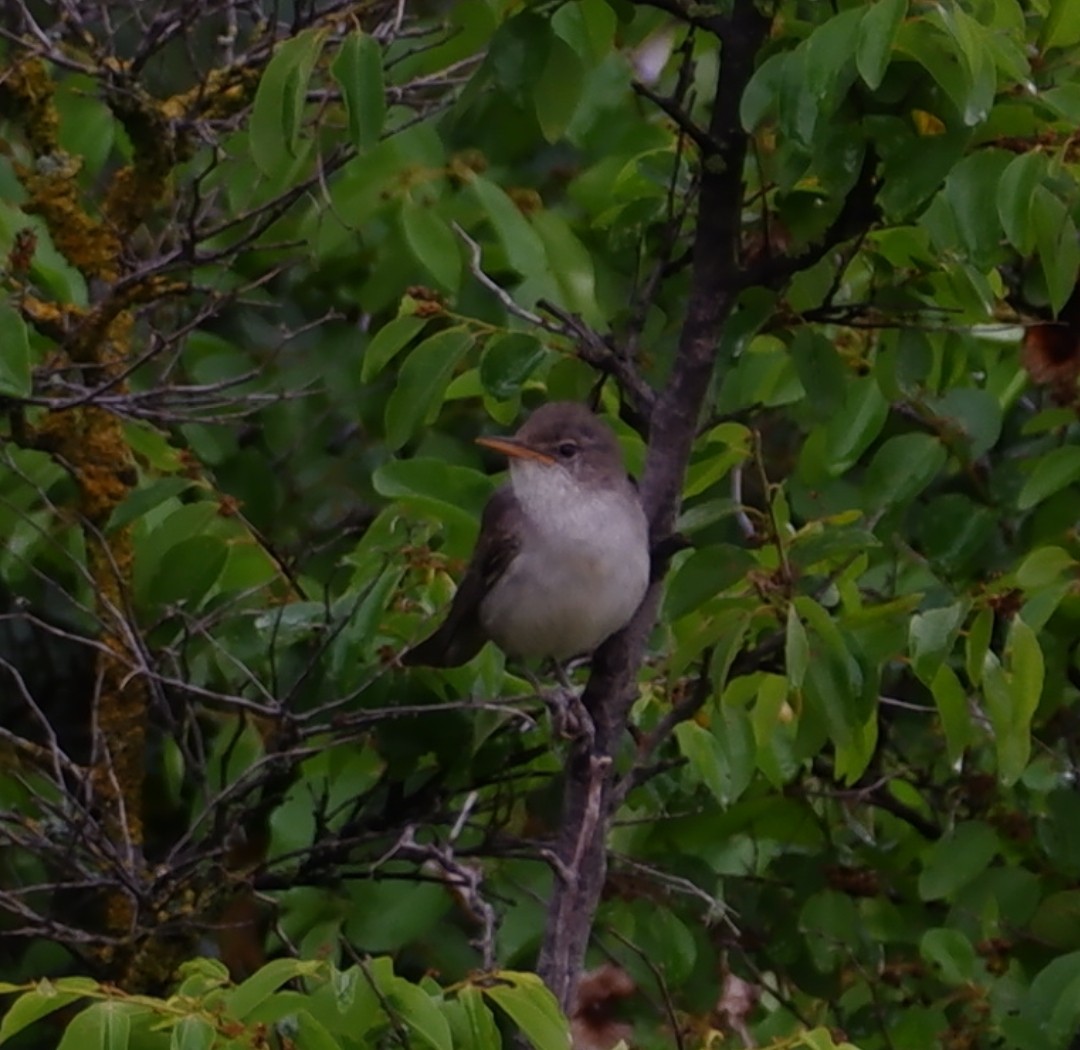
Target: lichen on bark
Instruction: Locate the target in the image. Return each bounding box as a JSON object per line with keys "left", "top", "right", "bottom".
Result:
{"left": 3, "top": 56, "right": 152, "bottom": 966}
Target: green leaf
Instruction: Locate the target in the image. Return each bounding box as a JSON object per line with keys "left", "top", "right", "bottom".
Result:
{"left": 909, "top": 602, "right": 968, "bottom": 684}
{"left": 800, "top": 890, "right": 862, "bottom": 973}
{"left": 446, "top": 988, "right": 501, "bottom": 1050}
{"left": 362, "top": 314, "right": 430, "bottom": 383}
{"left": 56, "top": 83, "right": 115, "bottom": 178}
{"left": 108, "top": 477, "right": 196, "bottom": 533}
{"left": 676, "top": 705, "right": 755, "bottom": 807}
{"left": 722, "top": 343, "right": 796, "bottom": 418}
{"left": 469, "top": 177, "right": 548, "bottom": 280}
{"left": 782, "top": 9, "right": 861, "bottom": 145}
{"left": 480, "top": 332, "right": 547, "bottom": 400}
{"left": 345, "top": 884, "right": 452, "bottom": 953}
{"left": 876, "top": 117, "right": 970, "bottom": 219}
{"left": 913, "top": 493, "right": 993, "bottom": 576}
{"left": 329, "top": 965, "right": 362, "bottom": 1014}
{"left": 1033, "top": 188, "right": 1080, "bottom": 316}
{"left": 1007, "top": 617, "right": 1044, "bottom": 726}
{"left": 534, "top": 35, "right": 584, "bottom": 142}
{"left": 339, "top": 958, "right": 394, "bottom": 1033}
{"left": 834, "top": 709, "right": 878, "bottom": 784}
{"left": 751, "top": 674, "right": 789, "bottom": 765}
{"left": 1040, "top": 0, "right": 1080, "bottom": 50}
{"left": 715, "top": 702, "right": 758, "bottom": 805}
{"left": 1022, "top": 951, "right": 1080, "bottom": 1048}
{"left": 1018, "top": 446, "right": 1080, "bottom": 510}
{"left": 633, "top": 905, "right": 698, "bottom": 985}
{"left": 793, "top": 597, "right": 860, "bottom": 691}
{"left": 229, "top": 959, "right": 324, "bottom": 1020}
{"left": 663, "top": 546, "right": 755, "bottom": 621}
{"left": 249, "top": 28, "right": 327, "bottom": 176}
{"left": 0, "top": 980, "right": 96, "bottom": 1044}
{"left": 532, "top": 210, "right": 601, "bottom": 324}
{"left": 401, "top": 199, "right": 461, "bottom": 292}
{"left": 920, "top": 928, "right": 976, "bottom": 985}
{"left": 790, "top": 523, "right": 881, "bottom": 571}
{"left": 1016, "top": 546, "right": 1077, "bottom": 589}
{"left": 384, "top": 328, "right": 474, "bottom": 451}
{"left": 330, "top": 565, "right": 404, "bottom": 681}
{"left": 824, "top": 376, "right": 889, "bottom": 475}
{"left": 482, "top": 973, "right": 569, "bottom": 1050}
{"left": 174, "top": 959, "right": 230, "bottom": 997}
{"left": 676, "top": 722, "right": 726, "bottom": 804}
{"left": 1031, "top": 890, "right": 1080, "bottom": 950}
{"left": 982, "top": 648, "right": 1031, "bottom": 783}
{"left": 931, "top": 665, "right": 973, "bottom": 764}
{"left": 740, "top": 51, "right": 787, "bottom": 131}
{"left": 55, "top": 1001, "right": 135, "bottom": 1050}
{"left": 373, "top": 457, "right": 493, "bottom": 522}
{"left": 797, "top": 599, "right": 868, "bottom": 751}
{"left": 789, "top": 329, "right": 848, "bottom": 418}
{"left": 169, "top": 1016, "right": 214, "bottom": 1050}
{"left": 48, "top": 978, "right": 105, "bottom": 996}
{"left": 864, "top": 432, "right": 947, "bottom": 511}
{"left": 0, "top": 300, "right": 31, "bottom": 398}
{"left": 965, "top": 607, "right": 993, "bottom": 686}
{"left": 786, "top": 603, "right": 809, "bottom": 691}
{"left": 856, "top": 0, "right": 907, "bottom": 90}
{"left": 997, "top": 151, "right": 1045, "bottom": 253}
{"left": 802, "top": 1028, "right": 856, "bottom": 1050}
{"left": 132, "top": 501, "right": 217, "bottom": 600}
{"left": 552, "top": 0, "right": 616, "bottom": 64}
{"left": 147, "top": 535, "right": 228, "bottom": 607}
{"left": 386, "top": 980, "right": 452, "bottom": 1050}
{"left": 684, "top": 424, "right": 752, "bottom": 497}
{"left": 217, "top": 542, "right": 278, "bottom": 593}
{"left": 919, "top": 821, "right": 999, "bottom": 900}
{"left": 487, "top": 13, "right": 551, "bottom": 99}
{"left": 930, "top": 387, "right": 1002, "bottom": 458}
{"left": 708, "top": 610, "right": 754, "bottom": 688}
{"left": 295, "top": 1010, "right": 343, "bottom": 1050}
{"left": 122, "top": 420, "right": 186, "bottom": 472}
{"left": 331, "top": 31, "right": 385, "bottom": 152}
{"left": 1041, "top": 84, "right": 1080, "bottom": 122}
{"left": 943, "top": 150, "right": 1011, "bottom": 266}
{"left": 933, "top": 5, "right": 996, "bottom": 125}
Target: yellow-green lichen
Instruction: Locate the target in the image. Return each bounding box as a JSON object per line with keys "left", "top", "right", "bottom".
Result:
{"left": 18, "top": 163, "right": 121, "bottom": 281}
{"left": 0, "top": 58, "right": 60, "bottom": 154}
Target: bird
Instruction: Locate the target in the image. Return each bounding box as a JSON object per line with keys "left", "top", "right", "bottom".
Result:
{"left": 403, "top": 402, "right": 650, "bottom": 669}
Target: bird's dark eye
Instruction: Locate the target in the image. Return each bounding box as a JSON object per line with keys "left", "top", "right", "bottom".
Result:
{"left": 557, "top": 442, "right": 578, "bottom": 459}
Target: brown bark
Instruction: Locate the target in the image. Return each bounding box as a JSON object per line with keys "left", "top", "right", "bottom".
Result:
{"left": 2, "top": 57, "right": 155, "bottom": 970}
{"left": 537, "top": 5, "right": 773, "bottom": 1009}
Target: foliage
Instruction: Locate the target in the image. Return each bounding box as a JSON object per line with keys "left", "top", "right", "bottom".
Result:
{"left": 0, "top": 958, "right": 568, "bottom": 1050}
{"left": 2, "top": 0, "right": 1080, "bottom": 1048}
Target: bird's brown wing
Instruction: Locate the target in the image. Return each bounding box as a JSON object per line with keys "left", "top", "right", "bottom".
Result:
{"left": 402, "top": 486, "right": 523, "bottom": 667}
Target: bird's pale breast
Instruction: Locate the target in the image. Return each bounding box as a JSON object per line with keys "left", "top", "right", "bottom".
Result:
{"left": 479, "top": 463, "right": 649, "bottom": 660}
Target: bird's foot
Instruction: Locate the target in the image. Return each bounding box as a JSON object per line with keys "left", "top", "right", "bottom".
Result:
{"left": 521, "top": 666, "right": 592, "bottom": 742}
{"left": 538, "top": 663, "right": 595, "bottom": 745}
{"left": 548, "top": 689, "right": 594, "bottom": 743}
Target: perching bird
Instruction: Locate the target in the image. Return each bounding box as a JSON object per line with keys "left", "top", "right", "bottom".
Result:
{"left": 404, "top": 402, "right": 650, "bottom": 668}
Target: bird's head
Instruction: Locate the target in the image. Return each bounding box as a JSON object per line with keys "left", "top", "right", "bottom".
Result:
{"left": 475, "top": 402, "right": 626, "bottom": 488}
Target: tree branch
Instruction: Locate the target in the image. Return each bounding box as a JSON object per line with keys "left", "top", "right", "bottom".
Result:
{"left": 631, "top": 80, "right": 720, "bottom": 155}
{"left": 536, "top": 299, "right": 656, "bottom": 435}
{"left": 537, "top": 4, "right": 773, "bottom": 1010}
{"left": 738, "top": 148, "right": 880, "bottom": 291}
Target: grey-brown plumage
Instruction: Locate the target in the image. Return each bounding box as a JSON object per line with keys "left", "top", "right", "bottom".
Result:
{"left": 404, "top": 402, "right": 650, "bottom": 668}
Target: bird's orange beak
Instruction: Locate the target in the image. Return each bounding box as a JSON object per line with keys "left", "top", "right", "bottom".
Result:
{"left": 475, "top": 436, "right": 555, "bottom": 465}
